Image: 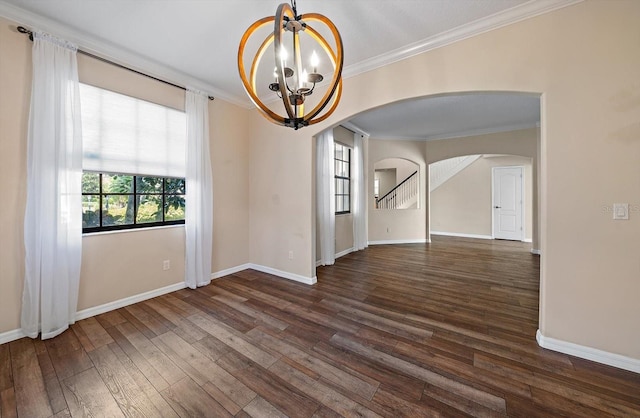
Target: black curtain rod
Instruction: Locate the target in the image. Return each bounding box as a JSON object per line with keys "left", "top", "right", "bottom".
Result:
{"left": 17, "top": 26, "right": 214, "bottom": 101}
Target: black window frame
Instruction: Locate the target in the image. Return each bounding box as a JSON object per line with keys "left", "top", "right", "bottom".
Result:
{"left": 82, "top": 171, "right": 185, "bottom": 233}
{"left": 334, "top": 143, "right": 351, "bottom": 215}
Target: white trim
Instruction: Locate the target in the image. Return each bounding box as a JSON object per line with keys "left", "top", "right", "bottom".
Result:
{"left": 0, "top": 263, "right": 314, "bottom": 345}
{"left": 0, "top": 0, "right": 582, "bottom": 109}
{"left": 335, "top": 247, "right": 354, "bottom": 259}
{"left": 368, "top": 239, "right": 430, "bottom": 245}
{"left": 341, "top": 122, "right": 370, "bottom": 137}
{"left": 0, "top": 328, "right": 26, "bottom": 345}
{"left": 536, "top": 330, "right": 640, "bottom": 374}
{"left": 531, "top": 249, "right": 542, "bottom": 255}
{"left": 342, "top": 0, "right": 583, "bottom": 80}
{"left": 522, "top": 238, "right": 533, "bottom": 243}
{"left": 211, "top": 263, "right": 252, "bottom": 280}
{"left": 430, "top": 231, "right": 493, "bottom": 240}
{"left": 83, "top": 224, "right": 184, "bottom": 237}
{"left": 75, "top": 282, "right": 187, "bottom": 321}
{"left": 249, "top": 264, "right": 317, "bottom": 285}
{"left": 317, "top": 247, "right": 355, "bottom": 266}
{"left": 0, "top": 1, "right": 243, "bottom": 107}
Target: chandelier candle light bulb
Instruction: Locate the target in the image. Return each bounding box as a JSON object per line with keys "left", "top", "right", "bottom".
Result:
{"left": 311, "top": 50, "right": 319, "bottom": 73}
{"left": 238, "top": 0, "right": 344, "bottom": 130}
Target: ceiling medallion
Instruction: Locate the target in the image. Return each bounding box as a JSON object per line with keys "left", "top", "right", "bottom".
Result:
{"left": 238, "top": 0, "right": 344, "bottom": 130}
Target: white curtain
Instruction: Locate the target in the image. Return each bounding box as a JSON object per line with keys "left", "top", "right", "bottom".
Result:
{"left": 352, "top": 133, "right": 369, "bottom": 251}
{"left": 316, "top": 129, "right": 335, "bottom": 266}
{"left": 185, "top": 89, "right": 213, "bottom": 289}
{"left": 22, "top": 32, "right": 83, "bottom": 339}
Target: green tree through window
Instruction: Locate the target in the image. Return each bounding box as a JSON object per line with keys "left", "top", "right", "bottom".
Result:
{"left": 82, "top": 172, "right": 185, "bottom": 233}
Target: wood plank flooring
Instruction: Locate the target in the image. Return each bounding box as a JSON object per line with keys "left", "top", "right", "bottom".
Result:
{"left": 2, "top": 236, "right": 639, "bottom": 417}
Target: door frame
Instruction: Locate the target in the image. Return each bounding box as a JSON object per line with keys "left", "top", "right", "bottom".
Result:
{"left": 491, "top": 165, "right": 525, "bottom": 241}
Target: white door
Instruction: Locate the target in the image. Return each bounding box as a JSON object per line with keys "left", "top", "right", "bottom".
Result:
{"left": 492, "top": 166, "right": 524, "bottom": 241}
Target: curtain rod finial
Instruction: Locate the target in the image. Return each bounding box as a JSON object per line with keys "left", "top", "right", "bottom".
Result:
{"left": 17, "top": 26, "right": 33, "bottom": 40}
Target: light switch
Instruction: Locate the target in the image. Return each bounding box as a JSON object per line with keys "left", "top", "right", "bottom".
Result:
{"left": 613, "top": 203, "right": 629, "bottom": 220}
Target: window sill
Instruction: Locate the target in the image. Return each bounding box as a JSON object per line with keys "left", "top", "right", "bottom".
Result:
{"left": 82, "top": 223, "right": 185, "bottom": 237}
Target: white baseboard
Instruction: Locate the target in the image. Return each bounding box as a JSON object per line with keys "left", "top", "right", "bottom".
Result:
{"left": 430, "top": 231, "right": 493, "bottom": 240}
{"left": 368, "top": 239, "right": 430, "bottom": 245}
{"left": 522, "top": 238, "right": 533, "bottom": 243}
{"left": 0, "top": 262, "right": 316, "bottom": 346}
{"left": 76, "top": 282, "right": 187, "bottom": 321}
{"left": 0, "top": 328, "right": 26, "bottom": 345}
{"left": 536, "top": 330, "right": 640, "bottom": 374}
{"left": 335, "top": 248, "right": 354, "bottom": 259}
{"left": 531, "top": 249, "right": 542, "bottom": 255}
{"left": 249, "top": 264, "right": 317, "bottom": 285}
{"left": 316, "top": 247, "right": 357, "bottom": 267}
{"left": 211, "top": 263, "right": 252, "bottom": 279}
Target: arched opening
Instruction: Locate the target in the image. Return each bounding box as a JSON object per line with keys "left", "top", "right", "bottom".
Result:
{"left": 313, "top": 90, "right": 542, "bottom": 324}
{"left": 373, "top": 158, "right": 420, "bottom": 210}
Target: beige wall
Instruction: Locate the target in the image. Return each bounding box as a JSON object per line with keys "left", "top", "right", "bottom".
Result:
{"left": 3, "top": 0, "right": 640, "bottom": 363}
{"left": 250, "top": 1, "right": 640, "bottom": 359}
{"left": 375, "top": 157, "right": 418, "bottom": 187}
{"left": 426, "top": 129, "right": 539, "bottom": 249}
{"left": 431, "top": 155, "right": 533, "bottom": 240}
{"left": 0, "top": 17, "right": 30, "bottom": 334}
{"left": 0, "top": 16, "right": 249, "bottom": 334}
{"left": 374, "top": 169, "right": 396, "bottom": 198}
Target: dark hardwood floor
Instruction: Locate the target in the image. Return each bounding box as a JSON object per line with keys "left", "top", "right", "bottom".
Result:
{"left": 2, "top": 236, "right": 639, "bottom": 417}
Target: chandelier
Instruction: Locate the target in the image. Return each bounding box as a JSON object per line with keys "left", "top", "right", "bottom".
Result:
{"left": 238, "top": 1, "right": 344, "bottom": 130}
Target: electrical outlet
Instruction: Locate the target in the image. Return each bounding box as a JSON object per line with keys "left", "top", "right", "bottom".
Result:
{"left": 288, "top": 250, "right": 294, "bottom": 260}
{"left": 613, "top": 203, "right": 629, "bottom": 220}
{"left": 163, "top": 260, "right": 170, "bottom": 270}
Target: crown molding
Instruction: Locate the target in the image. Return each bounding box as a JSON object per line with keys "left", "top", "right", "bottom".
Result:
{"left": 369, "top": 122, "right": 538, "bottom": 142}
{"left": 0, "top": 0, "right": 583, "bottom": 108}
{"left": 342, "top": 0, "right": 583, "bottom": 79}
{"left": 0, "top": 0, "right": 248, "bottom": 107}
{"left": 341, "top": 121, "right": 370, "bottom": 137}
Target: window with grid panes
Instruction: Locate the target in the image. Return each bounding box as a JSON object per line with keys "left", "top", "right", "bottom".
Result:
{"left": 79, "top": 83, "right": 187, "bottom": 233}
{"left": 334, "top": 143, "right": 351, "bottom": 214}
{"left": 82, "top": 173, "right": 185, "bottom": 233}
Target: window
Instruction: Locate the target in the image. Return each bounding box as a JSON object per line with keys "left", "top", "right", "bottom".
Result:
{"left": 334, "top": 143, "right": 351, "bottom": 214}
{"left": 79, "top": 84, "right": 187, "bottom": 233}
{"left": 82, "top": 172, "right": 185, "bottom": 233}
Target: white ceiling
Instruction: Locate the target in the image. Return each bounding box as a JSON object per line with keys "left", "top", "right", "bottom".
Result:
{"left": 347, "top": 93, "right": 540, "bottom": 140}
{"left": 1, "top": 0, "right": 559, "bottom": 138}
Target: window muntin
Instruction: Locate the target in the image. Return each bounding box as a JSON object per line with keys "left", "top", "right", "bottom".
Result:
{"left": 334, "top": 143, "right": 351, "bottom": 214}
{"left": 82, "top": 172, "right": 185, "bottom": 233}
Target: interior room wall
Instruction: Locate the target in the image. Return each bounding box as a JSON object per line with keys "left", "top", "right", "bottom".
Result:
{"left": 0, "top": 16, "right": 250, "bottom": 335}
{"left": 0, "top": 16, "right": 30, "bottom": 334}
{"left": 430, "top": 155, "right": 533, "bottom": 240}
{"left": 249, "top": 1, "right": 640, "bottom": 360}
{"left": 374, "top": 169, "right": 396, "bottom": 198}
{"left": 375, "top": 157, "right": 417, "bottom": 186}
{"left": 425, "top": 129, "right": 538, "bottom": 247}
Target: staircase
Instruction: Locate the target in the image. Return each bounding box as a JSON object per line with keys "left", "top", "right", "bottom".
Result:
{"left": 429, "top": 155, "right": 481, "bottom": 192}
{"left": 376, "top": 170, "right": 418, "bottom": 209}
